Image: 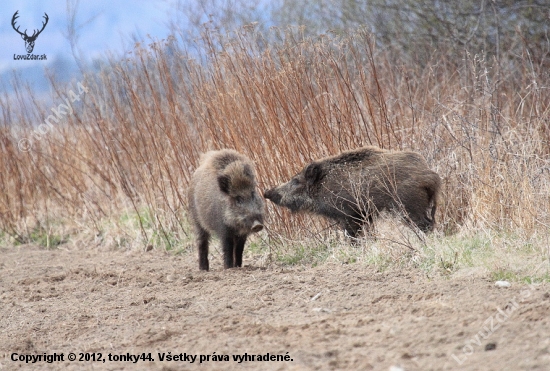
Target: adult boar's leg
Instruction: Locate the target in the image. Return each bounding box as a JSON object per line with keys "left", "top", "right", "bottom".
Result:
{"left": 406, "top": 208, "right": 434, "bottom": 233}
{"left": 404, "top": 198, "right": 435, "bottom": 233}
{"left": 342, "top": 217, "right": 363, "bottom": 239}
{"left": 362, "top": 214, "right": 375, "bottom": 237}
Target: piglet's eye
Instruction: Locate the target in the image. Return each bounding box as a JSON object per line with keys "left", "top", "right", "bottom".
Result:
{"left": 235, "top": 196, "right": 243, "bottom": 204}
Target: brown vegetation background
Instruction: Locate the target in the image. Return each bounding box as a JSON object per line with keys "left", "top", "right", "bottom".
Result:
{"left": 1, "top": 24, "right": 549, "bottom": 249}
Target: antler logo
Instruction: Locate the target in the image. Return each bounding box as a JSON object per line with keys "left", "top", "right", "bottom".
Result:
{"left": 11, "top": 10, "right": 49, "bottom": 54}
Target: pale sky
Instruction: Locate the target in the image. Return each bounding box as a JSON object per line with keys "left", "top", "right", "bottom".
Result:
{"left": 1, "top": 0, "right": 175, "bottom": 83}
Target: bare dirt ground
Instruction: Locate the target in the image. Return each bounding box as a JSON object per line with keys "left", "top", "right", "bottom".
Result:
{"left": 1, "top": 244, "right": 549, "bottom": 371}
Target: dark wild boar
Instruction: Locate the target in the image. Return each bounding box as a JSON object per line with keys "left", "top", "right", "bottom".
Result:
{"left": 189, "top": 149, "right": 265, "bottom": 271}
{"left": 264, "top": 146, "right": 441, "bottom": 238}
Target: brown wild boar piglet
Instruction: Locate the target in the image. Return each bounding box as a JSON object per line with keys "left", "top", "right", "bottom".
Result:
{"left": 189, "top": 149, "right": 265, "bottom": 270}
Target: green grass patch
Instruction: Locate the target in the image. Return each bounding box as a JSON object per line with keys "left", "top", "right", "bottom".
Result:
{"left": 267, "top": 227, "right": 550, "bottom": 280}
{"left": 28, "top": 226, "right": 68, "bottom": 249}
{"left": 275, "top": 240, "right": 335, "bottom": 267}
{"left": 117, "top": 207, "right": 193, "bottom": 252}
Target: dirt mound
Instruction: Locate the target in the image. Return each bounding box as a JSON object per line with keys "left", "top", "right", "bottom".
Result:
{"left": 1, "top": 245, "right": 549, "bottom": 370}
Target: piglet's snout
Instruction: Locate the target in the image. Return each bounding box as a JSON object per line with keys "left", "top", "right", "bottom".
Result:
{"left": 251, "top": 220, "right": 264, "bottom": 233}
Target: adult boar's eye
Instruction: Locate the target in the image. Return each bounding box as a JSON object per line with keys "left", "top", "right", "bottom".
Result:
{"left": 235, "top": 196, "right": 243, "bottom": 204}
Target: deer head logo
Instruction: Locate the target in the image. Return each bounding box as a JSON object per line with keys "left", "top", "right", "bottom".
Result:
{"left": 11, "top": 11, "right": 49, "bottom": 54}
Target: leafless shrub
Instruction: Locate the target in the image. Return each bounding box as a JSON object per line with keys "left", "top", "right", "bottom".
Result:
{"left": 0, "top": 26, "right": 548, "bottom": 250}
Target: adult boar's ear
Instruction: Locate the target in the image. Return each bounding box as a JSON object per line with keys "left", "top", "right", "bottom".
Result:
{"left": 218, "top": 175, "right": 231, "bottom": 194}
{"left": 304, "top": 163, "right": 323, "bottom": 185}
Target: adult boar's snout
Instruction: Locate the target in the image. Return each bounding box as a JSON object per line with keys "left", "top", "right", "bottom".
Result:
{"left": 264, "top": 188, "right": 281, "bottom": 204}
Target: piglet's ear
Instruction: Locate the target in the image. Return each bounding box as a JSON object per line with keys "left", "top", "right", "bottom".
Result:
{"left": 218, "top": 175, "right": 230, "bottom": 194}
{"left": 304, "top": 163, "right": 323, "bottom": 185}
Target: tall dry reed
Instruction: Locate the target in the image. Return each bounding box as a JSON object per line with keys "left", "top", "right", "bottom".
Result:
{"left": 0, "top": 26, "right": 548, "bottom": 247}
